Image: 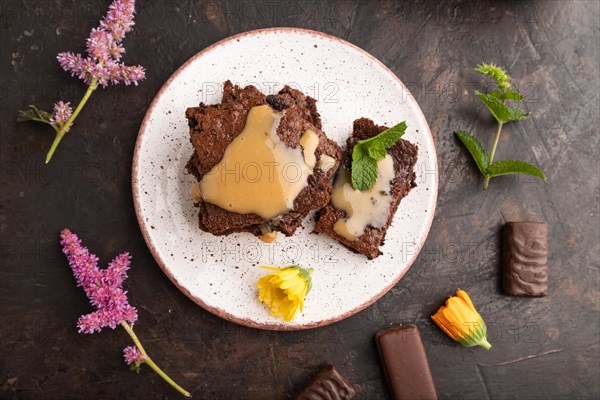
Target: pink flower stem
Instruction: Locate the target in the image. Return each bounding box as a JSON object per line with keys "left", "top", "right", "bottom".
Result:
{"left": 120, "top": 321, "right": 191, "bottom": 398}
{"left": 45, "top": 78, "right": 99, "bottom": 164}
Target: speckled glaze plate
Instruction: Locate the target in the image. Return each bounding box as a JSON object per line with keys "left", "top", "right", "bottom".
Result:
{"left": 133, "top": 28, "right": 437, "bottom": 330}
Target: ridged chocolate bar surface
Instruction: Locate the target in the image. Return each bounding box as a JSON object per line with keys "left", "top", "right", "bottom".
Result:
{"left": 294, "top": 364, "right": 356, "bottom": 400}
{"left": 376, "top": 324, "right": 437, "bottom": 400}
{"left": 503, "top": 221, "right": 548, "bottom": 297}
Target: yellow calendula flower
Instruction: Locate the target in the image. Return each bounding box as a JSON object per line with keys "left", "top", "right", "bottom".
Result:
{"left": 431, "top": 289, "right": 491, "bottom": 350}
{"left": 257, "top": 265, "right": 313, "bottom": 322}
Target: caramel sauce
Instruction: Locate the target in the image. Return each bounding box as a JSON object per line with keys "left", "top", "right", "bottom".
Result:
{"left": 318, "top": 154, "right": 336, "bottom": 172}
{"left": 259, "top": 231, "right": 278, "bottom": 243}
{"left": 300, "top": 130, "right": 319, "bottom": 168}
{"left": 197, "top": 105, "right": 319, "bottom": 220}
{"left": 331, "top": 155, "right": 394, "bottom": 241}
{"left": 190, "top": 182, "right": 202, "bottom": 203}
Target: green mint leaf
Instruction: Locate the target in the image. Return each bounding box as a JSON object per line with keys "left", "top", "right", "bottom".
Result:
{"left": 475, "top": 63, "right": 512, "bottom": 89}
{"left": 487, "top": 90, "right": 502, "bottom": 100}
{"left": 357, "top": 121, "right": 407, "bottom": 154}
{"left": 366, "top": 145, "right": 387, "bottom": 160}
{"left": 476, "top": 91, "right": 512, "bottom": 122}
{"left": 502, "top": 89, "right": 523, "bottom": 101}
{"left": 486, "top": 160, "right": 547, "bottom": 181}
{"left": 508, "top": 107, "right": 529, "bottom": 121}
{"left": 454, "top": 131, "right": 489, "bottom": 174}
{"left": 489, "top": 89, "right": 523, "bottom": 102}
{"left": 350, "top": 121, "right": 407, "bottom": 191}
{"left": 351, "top": 145, "right": 379, "bottom": 191}
{"left": 477, "top": 91, "right": 528, "bottom": 122}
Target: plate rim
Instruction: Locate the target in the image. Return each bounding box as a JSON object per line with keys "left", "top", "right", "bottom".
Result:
{"left": 132, "top": 27, "right": 438, "bottom": 331}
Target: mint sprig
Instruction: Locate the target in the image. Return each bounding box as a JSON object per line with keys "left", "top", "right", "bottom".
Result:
{"left": 455, "top": 63, "right": 547, "bottom": 190}
{"left": 351, "top": 122, "right": 407, "bottom": 191}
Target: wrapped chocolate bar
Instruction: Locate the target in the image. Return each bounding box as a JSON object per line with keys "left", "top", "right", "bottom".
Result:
{"left": 376, "top": 324, "right": 437, "bottom": 400}
{"left": 503, "top": 221, "right": 548, "bottom": 297}
{"left": 294, "top": 364, "right": 356, "bottom": 400}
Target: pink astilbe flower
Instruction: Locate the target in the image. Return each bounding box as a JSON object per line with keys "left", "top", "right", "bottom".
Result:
{"left": 60, "top": 229, "right": 137, "bottom": 334}
{"left": 58, "top": 0, "right": 144, "bottom": 88}
{"left": 57, "top": 229, "right": 191, "bottom": 396}
{"left": 57, "top": 52, "right": 86, "bottom": 78}
{"left": 100, "top": 0, "right": 136, "bottom": 41}
{"left": 123, "top": 346, "right": 147, "bottom": 365}
{"left": 19, "top": 0, "right": 146, "bottom": 163}
{"left": 49, "top": 101, "right": 73, "bottom": 131}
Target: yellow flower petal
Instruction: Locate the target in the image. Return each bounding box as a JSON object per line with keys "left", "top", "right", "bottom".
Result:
{"left": 279, "top": 276, "right": 301, "bottom": 290}
{"left": 442, "top": 306, "right": 470, "bottom": 340}
{"left": 447, "top": 297, "right": 480, "bottom": 324}
{"left": 256, "top": 265, "right": 313, "bottom": 322}
{"left": 431, "top": 289, "right": 490, "bottom": 349}
{"left": 456, "top": 288, "right": 476, "bottom": 313}
{"left": 285, "top": 280, "right": 306, "bottom": 300}
{"left": 260, "top": 265, "right": 282, "bottom": 271}
{"left": 432, "top": 311, "right": 460, "bottom": 340}
{"left": 279, "top": 269, "right": 300, "bottom": 280}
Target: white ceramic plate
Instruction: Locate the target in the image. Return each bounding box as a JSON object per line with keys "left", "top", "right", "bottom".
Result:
{"left": 133, "top": 28, "right": 437, "bottom": 330}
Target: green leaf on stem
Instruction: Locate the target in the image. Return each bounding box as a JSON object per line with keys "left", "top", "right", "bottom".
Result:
{"left": 486, "top": 159, "right": 547, "bottom": 181}
{"left": 476, "top": 92, "right": 529, "bottom": 123}
{"left": 490, "top": 89, "right": 523, "bottom": 101}
{"left": 130, "top": 363, "right": 142, "bottom": 373}
{"left": 508, "top": 107, "right": 529, "bottom": 121}
{"left": 18, "top": 105, "right": 57, "bottom": 131}
{"left": 454, "top": 130, "right": 489, "bottom": 174}
{"left": 476, "top": 91, "right": 512, "bottom": 122}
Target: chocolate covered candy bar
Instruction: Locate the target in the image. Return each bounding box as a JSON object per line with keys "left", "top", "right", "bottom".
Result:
{"left": 376, "top": 324, "right": 437, "bottom": 400}
{"left": 294, "top": 364, "right": 356, "bottom": 400}
{"left": 503, "top": 221, "right": 548, "bottom": 297}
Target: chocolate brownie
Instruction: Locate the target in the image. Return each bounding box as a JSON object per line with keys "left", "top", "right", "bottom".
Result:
{"left": 314, "top": 118, "right": 418, "bottom": 259}
{"left": 185, "top": 81, "right": 342, "bottom": 237}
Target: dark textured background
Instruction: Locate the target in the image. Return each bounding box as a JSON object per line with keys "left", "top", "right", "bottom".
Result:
{"left": 1, "top": 1, "right": 599, "bottom": 399}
